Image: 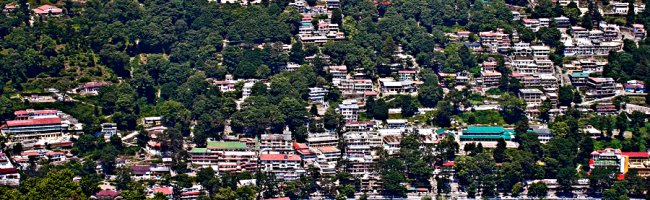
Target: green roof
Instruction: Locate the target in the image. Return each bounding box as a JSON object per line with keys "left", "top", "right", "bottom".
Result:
{"left": 435, "top": 128, "right": 455, "bottom": 136}
{"left": 207, "top": 141, "right": 247, "bottom": 149}
{"left": 190, "top": 148, "right": 207, "bottom": 153}
{"left": 464, "top": 126, "right": 505, "bottom": 134}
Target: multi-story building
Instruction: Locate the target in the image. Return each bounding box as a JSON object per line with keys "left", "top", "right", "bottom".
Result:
{"left": 259, "top": 133, "right": 293, "bottom": 154}
{"left": 586, "top": 77, "right": 616, "bottom": 100}
{"left": 307, "top": 132, "right": 339, "bottom": 147}
{"left": 259, "top": 154, "right": 305, "bottom": 181}
{"left": 379, "top": 78, "right": 415, "bottom": 95}
{"left": 328, "top": 65, "right": 347, "bottom": 80}
{"left": 398, "top": 70, "right": 417, "bottom": 81}
{"left": 0, "top": 152, "right": 19, "bottom": 186}
{"left": 1, "top": 117, "right": 66, "bottom": 141}
{"left": 633, "top": 24, "right": 646, "bottom": 39}
{"left": 569, "top": 70, "right": 590, "bottom": 86}
{"left": 564, "top": 39, "right": 622, "bottom": 57}
{"left": 344, "top": 121, "right": 377, "bottom": 132}
{"left": 460, "top": 126, "right": 517, "bottom": 148}
{"left": 622, "top": 152, "right": 650, "bottom": 177}
{"left": 624, "top": 80, "right": 646, "bottom": 93}
{"left": 72, "top": 81, "right": 112, "bottom": 95}
{"left": 338, "top": 100, "right": 360, "bottom": 121}
{"left": 308, "top": 87, "right": 328, "bottom": 103}
{"left": 343, "top": 131, "right": 382, "bottom": 157}
{"left": 189, "top": 141, "right": 257, "bottom": 173}
{"left": 519, "top": 89, "right": 544, "bottom": 106}
{"left": 479, "top": 29, "right": 511, "bottom": 53}
{"left": 100, "top": 123, "right": 118, "bottom": 138}
{"left": 479, "top": 71, "right": 502, "bottom": 88}
{"left": 599, "top": 23, "right": 621, "bottom": 41}
{"left": 554, "top": 16, "right": 570, "bottom": 28}
{"left": 335, "top": 78, "right": 373, "bottom": 96}
{"left": 523, "top": 19, "right": 540, "bottom": 32}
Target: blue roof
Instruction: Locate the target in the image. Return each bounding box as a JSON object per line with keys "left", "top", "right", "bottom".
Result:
{"left": 464, "top": 126, "right": 505, "bottom": 134}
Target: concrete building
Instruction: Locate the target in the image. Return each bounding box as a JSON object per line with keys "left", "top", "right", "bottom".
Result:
{"left": 586, "top": 77, "right": 616, "bottom": 100}
{"left": 189, "top": 141, "right": 257, "bottom": 173}
{"left": 259, "top": 133, "right": 293, "bottom": 154}
{"left": 519, "top": 88, "right": 544, "bottom": 106}
{"left": 337, "top": 100, "right": 360, "bottom": 121}
{"left": 259, "top": 154, "right": 305, "bottom": 181}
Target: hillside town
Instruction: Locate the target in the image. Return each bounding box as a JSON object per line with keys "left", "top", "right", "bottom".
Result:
{"left": 1, "top": 0, "right": 650, "bottom": 199}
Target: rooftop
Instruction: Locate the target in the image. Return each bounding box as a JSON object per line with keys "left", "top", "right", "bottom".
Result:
{"left": 207, "top": 141, "right": 247, "bottom": 150}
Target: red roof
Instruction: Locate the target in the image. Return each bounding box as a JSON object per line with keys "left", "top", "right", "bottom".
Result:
{"left": 14, "top": 109, "right": 58, "bottom": 116}
{"left": 259, "top": 154, "right": 301, "bottom": 161}
{"left": 153, "top": 187, "right": 173, "bottom": 195}
{"left": 6, "top": 118, "right": 61, "bottom": 127}
{"left": 0, "top": 168, "right": 18, "bottom": 174}
{"left": 616, "top": 174, "right": 625, "bottom": 181}
{"left": 32, "top": 4, "right": 62, "bottom": 14}
{"left": 96, "top": 190, "right": 119, "bottom": 198}
{"left": 181, "top": 191, "right": 202, "bottom": 196}
{"left": 0, "top": 153, "right": 5, "bottom": 157}
{"left": 399, "top": 70, "right": 417, "bottom": 74}
{"left": 292, "top": 142, "right": 308, "bottom": 150}
{"left": 21, "top": 151, "right": 39, "bottom": 156}
{"left": 364, "top": 91, "right": 378, "bottom": 96}
{"left": 621, "top": 152, "right": 649, "bottom": 158}
{"left": 442, "top": 161, "right": 455, "bottom": 167}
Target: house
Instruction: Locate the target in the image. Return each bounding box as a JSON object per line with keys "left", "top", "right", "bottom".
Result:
{"left": 131, "top": 165, "right": 152, "bottom": 180}
{"left": 479, "top": 71, "right": 501, "bottom": 88}
{"left": 3, "top": 3, "right": 16, "bottom": 13}
{"left": 73, "top": 81, "right": 112, "bottom": 95}
{"left": 100, "top": 123, "right": 118, "bottom": 138}
{"left": 259, "top": 132, "right": 293, "bottom": 154}
{"left": 595, "top": 104, "right": 617, "bottom": 115}
{"left": 213, "top": 80, "right": 236, "bottom": 92}
{"left": 32, "top": 4, "right": 63, "bottom": 16}
{"left": 344, "top": 121, "right": 377, "bottom": 132}
{"left": 554, "top": 16, "right": 570, "bottom": 28}
{"left": 622, "top": 151, "right": 650, "bottom": 177}
{"left": 148, "top": 186, "right": 173, "bottom": 199}
{"left": 328, "top": 65, "right": 348, "bottom": 80}
{"left": 523, "top": 18, "right": 540, "bottom": 32}
{"left": 460, "top": 126, "right": 518, "bottom": 148}
{"left": 294, "top": 142, "right": 317, "bottom": 161}
{"left": 569, "top": 70, "right": 590, "bottom": 86}
{"left": 143, "top": 117, "right": 164, "bottom": 127}
{"left": 385, "top": 119, "right": 408, "bottom": 129}
{"left": 379, "top": 78, "right": 415, "bottom": 95}
{"left": 307, "top": 132, "right": 339, "bottom": 147}
{"left": 343, "top": 131, "right": 382, "bottom": 157}
{"left": 93, "top": 190, "right": 121, "bottom": 199}
{"left": 308, "top": 87, "right": 328, "bottom": 103}
{"left": 586, "top": 77, "right": 616, "bottom": 100}
{"left": 0, "top": 153, "right": 20, "bottom": 186}
{"left": 259, "top": 154, "right": 305, "bottom": 181}
{"left": 189, "top": 141, "right": 257, "bottom": 173}
{"left": 633, "top": 24, "right": 646, "bottom": 39}
{"left": 519, "top": 89, "right": 544, "bottom": 106}
{"left": 398, "top": 70, "right": 417, "bottom": 81}
{"left": 337, "top": 100, "right": 360, "bottom": 121}
{"left": 624, "top": 80, "right": 645, "bottom": 93}
{"left": 589, "top": 148, "right": 628, "bottom": 174}
{"left": 528, "top": 126, "right": 554, "bottom": 143}
{"left": 1, "top": 117, "right": 66, "bottom": 141}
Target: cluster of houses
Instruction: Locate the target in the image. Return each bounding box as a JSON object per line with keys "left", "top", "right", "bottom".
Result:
{"left": 292, "top": 0, "right": 345, "bottom": 45}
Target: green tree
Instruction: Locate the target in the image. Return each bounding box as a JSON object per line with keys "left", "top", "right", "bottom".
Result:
{"left": 528, "top": 182, "right": 548, "bottom": 198}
